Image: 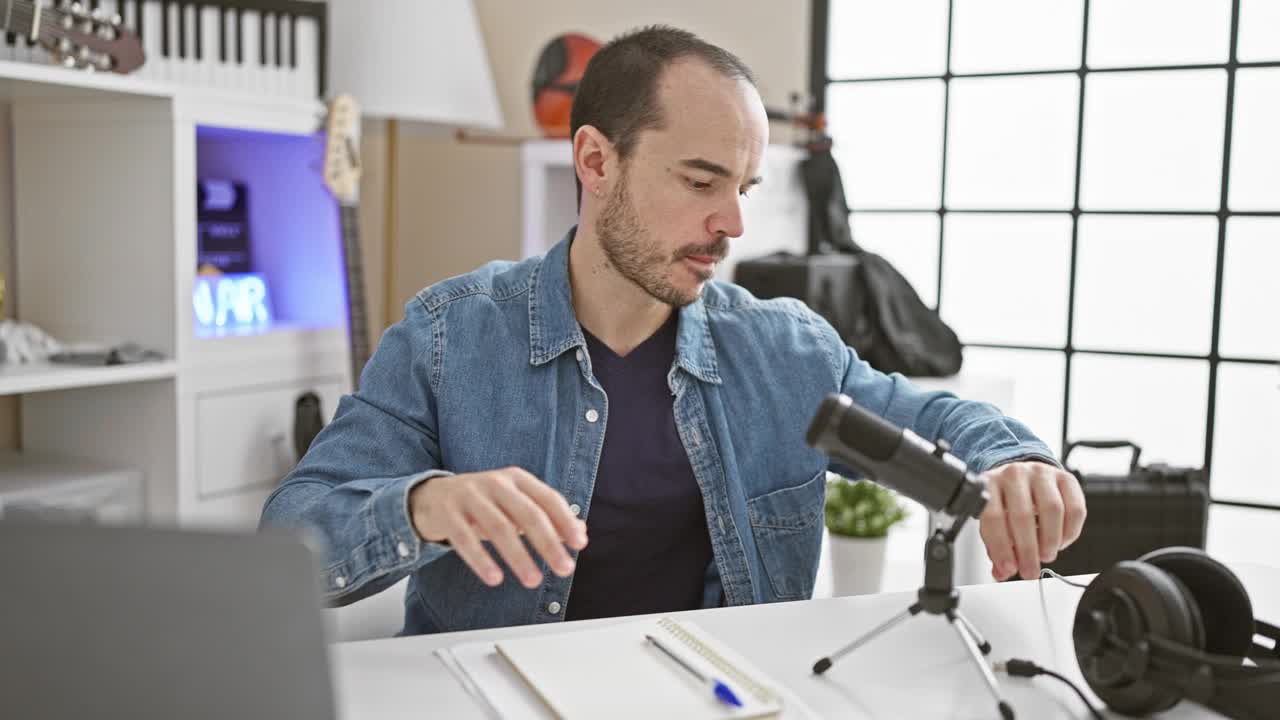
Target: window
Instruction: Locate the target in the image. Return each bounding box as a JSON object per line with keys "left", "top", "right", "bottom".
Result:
{"left": 820, "top": 0, "right": 1280, "bottom": 519}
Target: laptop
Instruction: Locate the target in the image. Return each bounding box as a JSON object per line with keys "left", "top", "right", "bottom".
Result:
{"left": 0, "top": 521, "right": 336, "bottom": 720}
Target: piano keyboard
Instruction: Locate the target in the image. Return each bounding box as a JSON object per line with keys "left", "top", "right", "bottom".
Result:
{"left": 2, "top": 0, "right": 324, "bottom": 101}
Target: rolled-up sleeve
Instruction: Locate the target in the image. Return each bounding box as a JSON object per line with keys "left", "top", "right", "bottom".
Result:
{"left": 812, "top": 310, "right": 1059, "bottom": 476}
{"left": 260, "top": 297, "right": 455, "bottom": 606}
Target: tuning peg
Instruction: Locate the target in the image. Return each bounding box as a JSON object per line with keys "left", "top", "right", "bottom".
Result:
{"left": 69, "top": 2, "right": 82, "bottom": 14}
{"left": 95, "top": 55, "right": 113, "bottom": 72}
{"left": 58, "top": 38, "right": 72, "bottom": 54}
{"left": 60, "top": 55, "right": 76, "bottom": 68}
{"left": 110, "top": 12, "right": 122, "bottom": 26}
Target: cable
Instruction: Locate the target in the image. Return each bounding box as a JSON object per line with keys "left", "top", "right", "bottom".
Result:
{"left": 994, "top": 659, "right": 1105, "bottom": 720}
{"left": 1040, "top": 568, "right": 1090, "bottom": 588}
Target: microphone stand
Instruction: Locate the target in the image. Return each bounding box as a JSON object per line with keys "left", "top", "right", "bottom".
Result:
{"left": 812, "top": 508, "right": 1015, "bottom": 720}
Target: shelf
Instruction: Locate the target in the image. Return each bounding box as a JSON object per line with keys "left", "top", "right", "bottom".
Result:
{"left": 0, "top": 360, "right": 178, "bottom": 396}
{"left": 0, "top": 59, "right": 322, "bottom": 127}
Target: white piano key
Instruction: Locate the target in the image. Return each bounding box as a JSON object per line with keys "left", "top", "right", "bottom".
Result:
{"left": 199, "top": 3, "right": 219, "bottom": 88}
{"left": 141, "top": 1, "right": 163, "bottom": 81}
{"left": 179, "top": 1, "right": 195, "bottom": 85}
{"left": 296, "top": 15, "right": 318, "bottom": 100}
{"left": 241, "top": 9, "right": 262, "bottom": 94}
{"left": 165, "top": 1, "right": 180, "bottom": 83}
{"left": 262, "top": 11, "right": 275, "bottom": 96}
{"left": 280, "top": 14, "right": 295, "bottom": 98}
{"left": 223, "top": 6, "right": 239, "bottom": 92}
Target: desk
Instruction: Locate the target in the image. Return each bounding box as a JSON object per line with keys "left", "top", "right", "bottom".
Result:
{"left": 331, "top": 563, "right": 1280, "bottom": 719}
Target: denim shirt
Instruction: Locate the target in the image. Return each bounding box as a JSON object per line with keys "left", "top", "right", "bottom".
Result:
{"left": 261, "top": 230, "right": 1057, "bottom": 635}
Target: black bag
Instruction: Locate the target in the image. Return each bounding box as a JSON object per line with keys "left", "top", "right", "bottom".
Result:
{"left": 768, "top": 146, "right": 964, "bottom": 377}
{"left": 1046, "top": 440, "right": 1210, "bottom": 576}
{"left": 852, "top": 251, "right": 962, "bottom": 376}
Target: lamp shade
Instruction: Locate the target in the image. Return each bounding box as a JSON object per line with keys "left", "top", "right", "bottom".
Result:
{"left": 326, "top": 0, "right": 504, "bottom": 129}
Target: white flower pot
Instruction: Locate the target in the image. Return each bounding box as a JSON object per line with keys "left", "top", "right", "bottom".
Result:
{"left": 828, "top": 533, "right": 888, "bottom": 597}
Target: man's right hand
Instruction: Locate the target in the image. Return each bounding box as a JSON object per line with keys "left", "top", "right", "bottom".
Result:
{"left": 408, "top": 467, "right": 588, "bottom": 589}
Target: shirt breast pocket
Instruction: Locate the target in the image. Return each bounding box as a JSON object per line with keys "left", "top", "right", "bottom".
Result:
{"left": 746, "top": 469, "right": 826, "bottom": 601}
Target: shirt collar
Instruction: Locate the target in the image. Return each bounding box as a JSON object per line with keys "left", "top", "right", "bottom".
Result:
{"left": 527, "top": 227, "right": 722, "bottom": 385}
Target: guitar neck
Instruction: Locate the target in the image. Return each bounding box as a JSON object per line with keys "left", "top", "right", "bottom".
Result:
{"left": 339, "top": 203, "right": 370, "bottom": 388}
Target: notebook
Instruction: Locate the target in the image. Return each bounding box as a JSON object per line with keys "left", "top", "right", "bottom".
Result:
{"left": 436, "top": 616, "right": 797, "bottom": 720}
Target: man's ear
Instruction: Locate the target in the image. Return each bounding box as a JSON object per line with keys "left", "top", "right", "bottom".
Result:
{"left": 573, "top": 125, "right": 614, "bottom": 199}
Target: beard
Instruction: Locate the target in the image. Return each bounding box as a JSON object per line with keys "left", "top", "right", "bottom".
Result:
{"left": 595, "top": 168, "right": 727, "bottom": 308}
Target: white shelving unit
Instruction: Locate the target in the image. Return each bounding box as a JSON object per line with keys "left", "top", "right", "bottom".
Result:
{"left": 1, "top": 60, "right": 349, "bottom": 529}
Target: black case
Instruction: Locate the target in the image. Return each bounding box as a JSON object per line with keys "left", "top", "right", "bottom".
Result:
{"left": 1046, "top": 440, "right": 1210, "bottom": 576}
{"left": 733, "top": 253, "right": 870, "bottom": 349}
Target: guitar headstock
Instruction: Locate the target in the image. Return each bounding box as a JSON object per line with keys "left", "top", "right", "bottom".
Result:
{"left": 323, "top": 94, "right": 362, "bottom": 206}
{"left": 36, "top": 0, "right": 146, "bottom": 73}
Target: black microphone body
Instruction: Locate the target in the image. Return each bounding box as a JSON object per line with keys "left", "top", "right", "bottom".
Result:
{"left": 806, "top": 393, "right": 989, "bottom": 520}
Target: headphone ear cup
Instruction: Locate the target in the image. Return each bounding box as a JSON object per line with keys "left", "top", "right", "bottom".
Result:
{"left": 1074, "top": 562, "right": 1198, "bottom": 715}
{"left": 1139, "top": 546, "right": 1255, "bottom": 659}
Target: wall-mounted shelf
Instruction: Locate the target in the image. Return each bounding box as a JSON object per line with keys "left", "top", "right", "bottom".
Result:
{"left": 0, "top": 360, "right": 178, "bottom": 396}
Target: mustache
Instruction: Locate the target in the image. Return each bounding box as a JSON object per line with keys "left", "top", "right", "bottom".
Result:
{"left": 677, "top": 237, "right": 729, "bottom": 261}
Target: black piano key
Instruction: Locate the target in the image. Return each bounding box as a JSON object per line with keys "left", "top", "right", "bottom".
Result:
{"left": 288, "top": 14, "right": 296, "bottom": 69}
{"left": 258, "top": 10, "right": 265, "bottom": 67}
{"left": 219, "top": 5, "right": 226, "bottom": 63}
{"left": 161, "top": 1, "right": 170, "bottom": 58}
{"left": 5, "top": 33, "right": 15, "bottom": 48}
{"left": 177, "top": 2, "right": 186, "bottom": 59}
{"left": 132, "top": 1, "right": 142, "bottom": 39}
{"left": 90, "top": 0, "right": 99, "bottom": 10}
{"left": 274, "top": 10, "right": 282, "bottom": 67}
{"left": 194, "top": 2, "right": 201, "bottom": 60}
{"left": 235, "top": 7, "right": 242, "bottom": 65}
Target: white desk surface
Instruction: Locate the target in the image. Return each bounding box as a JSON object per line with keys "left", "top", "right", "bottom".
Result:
{"left": 331, "top": 563, "right": 1280, "bottom": 720}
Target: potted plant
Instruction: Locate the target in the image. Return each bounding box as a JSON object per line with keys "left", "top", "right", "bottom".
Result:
{"left": 824, "top": 473, "right": 908, "bottom": 596}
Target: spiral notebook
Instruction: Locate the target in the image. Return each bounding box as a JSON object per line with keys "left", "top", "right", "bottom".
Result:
{"left": 436, "top": 617, "right": 790, "bottom": 719}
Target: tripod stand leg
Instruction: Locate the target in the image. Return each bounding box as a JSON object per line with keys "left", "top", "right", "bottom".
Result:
{"left": 813, "top": 604, "right": 920, "bottom": 675}
{"left": 949, "top": 612, "right": 1014, "bottom": 720}
{"left": 953, "top": 610, "right": 992, "bottom": 655}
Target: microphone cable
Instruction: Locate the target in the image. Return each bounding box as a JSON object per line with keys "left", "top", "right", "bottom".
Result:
{"left": 991, "top": 569, "right": 1104, "bottom": 720}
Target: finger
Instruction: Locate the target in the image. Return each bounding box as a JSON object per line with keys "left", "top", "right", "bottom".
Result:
{"left": 979, "top": 479, "right": 1017, "bottom": 581}
{"left": 448, "top": 508, "right": 504, "bottom": 587}
{"left": 468, "top": 492, "right": 543, "bottom": 589}
{"left": 1002, "top": 474, "right": 1041, "bottom": 580}
{"left": 493, "top": 482, "right": 576, "bottom": 577}
{"left": 1057, "top": 471, "right": 1087, "bottom": 548}
{"left": 1031, "top": 469, "right": 1065, "bottom": 564}
{"left": 511, "top": 469, "right": 588, "bottom": 550}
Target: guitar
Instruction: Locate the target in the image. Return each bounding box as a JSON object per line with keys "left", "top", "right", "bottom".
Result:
{"left": 322, "top": 93, "right": 370, "bottom": 392}
{"left": 2, "top": 0, "right": 144, "bottom": 73}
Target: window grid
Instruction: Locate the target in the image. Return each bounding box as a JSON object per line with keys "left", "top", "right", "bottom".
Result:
{"left": 814, "top": 0, "right": 1279, "bottom": 513}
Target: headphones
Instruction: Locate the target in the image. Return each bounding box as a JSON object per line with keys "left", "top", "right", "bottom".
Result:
{"left": 1073, "top": 547, "right": 1280, "bottom": 719}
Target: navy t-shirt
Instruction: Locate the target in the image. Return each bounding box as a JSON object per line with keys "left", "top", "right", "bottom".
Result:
{"left": 565, "top": 314, "right": 714, "bottom": 620}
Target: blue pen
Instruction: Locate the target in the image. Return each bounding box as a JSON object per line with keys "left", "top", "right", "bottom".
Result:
{"left": 645, "top": 633, "right": 744, "bottom": 708}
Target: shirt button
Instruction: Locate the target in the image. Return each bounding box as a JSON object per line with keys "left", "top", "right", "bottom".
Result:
{"left": 334, "top": 575, "right": 348, "bottom": 589}
{"left": 396, "top": 541, "right": 411, "bottom": 558}
{"left": 585, "top": 409, "right": 599, "bottom": 423}
{"left": 547, "top": 601, "right": 562, "bottom": 615}
{"left": 575, "top": 349, "right": 583, "bottom": 362}
{"left": 569, "top": 503, "right": 581, "bottom": 517}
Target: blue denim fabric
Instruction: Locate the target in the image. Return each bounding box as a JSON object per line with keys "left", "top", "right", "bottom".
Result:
{"left": 261, "top": 230, "right": 1057, "bottom": 635}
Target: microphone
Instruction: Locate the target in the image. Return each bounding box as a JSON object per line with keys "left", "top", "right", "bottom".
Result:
{"left": 806, "top": 393, "right": 989, "bottom": 520}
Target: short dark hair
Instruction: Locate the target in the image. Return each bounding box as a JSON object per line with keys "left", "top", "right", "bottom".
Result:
{"left": 569, "top": 25, "right": 756, "bottom": 205}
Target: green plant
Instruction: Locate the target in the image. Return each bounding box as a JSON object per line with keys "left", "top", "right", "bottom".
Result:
{"left": 824, "top": 474, "right": 908, "bottom": 538}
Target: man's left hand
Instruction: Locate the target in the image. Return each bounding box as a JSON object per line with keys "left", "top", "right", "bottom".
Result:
{"left": 978, "top": 461, "right": 1087, "bottom": 581}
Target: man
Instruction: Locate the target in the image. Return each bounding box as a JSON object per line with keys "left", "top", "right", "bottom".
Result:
{"left": 262, "top": 26, "right": 1085, "bottom": 634}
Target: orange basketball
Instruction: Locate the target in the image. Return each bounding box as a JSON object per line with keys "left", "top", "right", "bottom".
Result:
{"left": 531, "top": 33, "right": 601, "bottom": 138}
